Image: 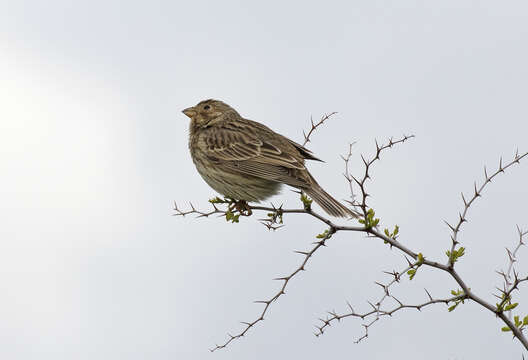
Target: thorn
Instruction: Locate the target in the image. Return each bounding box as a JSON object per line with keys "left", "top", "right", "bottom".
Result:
{"left": 461, "top": 192, "right": 467, "bottom": 206}
{"left": 374, "top": 281, "right": 385, "bottom": 289}
{"left": 294, "top": 250, "right": 310, "bottom": 256}
{"left": 404, "top": 256, "right": 413, "bottom": 267}
{"left": 496, "top": 269, "right": 506, "bottom": 277}
{"left": 459, "top": 212, "right": 466, "bottom": 223}
{"left": 444, "top": 220, "right": 456, "bottom": 232}
{"left": 361, "top": 154, "right": 368, "bottom": 166}
{"left": 392, "top": 296, "right": 403, "bottom": 306}
{"left": 346, "top": 300, "right": 355, "bottom": 313}
{"left": 474, "top": 182, "right": 480, "bottom": 197}
{"left": 424, "top": 288, "right": 433, "bottom": 301}
{"left": 367, "top": 301, "right": 377, "bottom": 311}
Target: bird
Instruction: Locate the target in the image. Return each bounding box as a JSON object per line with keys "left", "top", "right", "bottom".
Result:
{"left": 182, "top": 99, "right": 359, "bottom": 218}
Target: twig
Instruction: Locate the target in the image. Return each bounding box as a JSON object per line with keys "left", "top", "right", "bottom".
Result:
{"left": 315, "top": 257, "right": 425, "bottom": 340}
{"left": 447, "top": 151, "right": 528, "bottom": 268}
{"left": 210, "top": 225, "right": 336, "bottom": 352}
{"left": 302, "top": 112, "right": 337, "bottom": 147}
{"left": 496, "top": 226, "right": 528, "bottom": 320}
{"left": 344, "top": 135, "right": 415, "bottom": 217}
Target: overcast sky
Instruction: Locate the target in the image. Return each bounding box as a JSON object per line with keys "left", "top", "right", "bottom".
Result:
{"left": 1, "top": 1, "right": 528, "bottom": 359}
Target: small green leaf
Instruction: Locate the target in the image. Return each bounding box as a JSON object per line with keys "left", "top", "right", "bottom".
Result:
{"left": 393, "top": 225, "right": 399, "bottom": 235}
{"left": 300, "top": 193, "right": 313, "bottom": 209}
{"left": 448, "top": 304, "right": 457, "bottom": 312}
{"left": 316, "top": 229, "right": 329, "bottom": 239}
{"left": 514, "top": 315, "right": 521, "bottom": 327}
{"left": 407, "top": 269, "right": 416, "bottom": 280}
{"left": 502, "top": 326, "right": 512, "bottom": 332}
{"left": 505, "top": 303, "right": 519, "bottom": 311}
{"left": 384, "top": 228, "right": 390, "bottom": 236}
{"left": 450, "top": 289, "right": 462, "bottom": 297}
{"left": 225, "top": 210, "right": 240, "bottom": 223}
{"left": 523, "top": 315, "right": 528, "bottom": 325}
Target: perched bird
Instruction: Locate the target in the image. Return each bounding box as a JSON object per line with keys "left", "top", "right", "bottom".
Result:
{"left": 182, "top": 99, "right": 358, "bottom": 218}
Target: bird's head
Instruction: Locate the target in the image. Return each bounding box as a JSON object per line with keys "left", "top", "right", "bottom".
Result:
{"left": 182, "top": 99, "right": 236, "bottom": 127}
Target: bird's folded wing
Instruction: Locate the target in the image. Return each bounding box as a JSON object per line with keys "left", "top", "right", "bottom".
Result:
{"left": 203, "top": 128, "right": 309, "bottom": 187}
{"left": 221, "top": 161, "right": 308, "bottom": 187}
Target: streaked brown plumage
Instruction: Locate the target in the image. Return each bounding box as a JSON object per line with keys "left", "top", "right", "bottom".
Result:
{"left": 182, "top": 99, "right": 359, "bottom": 218}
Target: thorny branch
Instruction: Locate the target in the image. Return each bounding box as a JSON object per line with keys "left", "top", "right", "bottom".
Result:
{"left": 343, "top": 135, "right": 415, "bottom": 218}
{"left": 446, "top": 149, "right": 528, "bottom": 269}
{"left": 311, "top": 148, "right": 528, "bottom": 347}
{"left": 175, "top": 114, "right": 528, "bottom": 352}
{"left": 315, "top": 257, "right": 425, "bottom": 341}
{"left": 496, "top": 227, "right": 528, "bottom": 320}
{"left": 317, "top": 291, "right": 466, "bottom": 343}
{"left": 341, "top": 142, "right": 358, "bottom": 206}
{"left": 302, "top": 112, "right": 337, "bottom": 147}
{"left": 208, "top": 225, "right": 337, "bottom": 351}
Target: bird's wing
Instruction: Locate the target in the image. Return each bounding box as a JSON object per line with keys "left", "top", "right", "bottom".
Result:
{"left": 286, "top": 139, "right": 323, "bottom": 162}
{"left": 203, "top": 125, "right": 310, "bottom": 187}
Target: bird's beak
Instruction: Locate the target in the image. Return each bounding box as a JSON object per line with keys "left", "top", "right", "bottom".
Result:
{"left": 182, "top": 107, "right": 196, "bottom": 118}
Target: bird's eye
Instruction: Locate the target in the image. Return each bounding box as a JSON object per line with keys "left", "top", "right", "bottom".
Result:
{"left": 203, "top": 105, "right": 210, "bottom": 110}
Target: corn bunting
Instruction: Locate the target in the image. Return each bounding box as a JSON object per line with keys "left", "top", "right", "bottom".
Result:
{"left": 182, "top": 99, "right": 358, "bottom": 218}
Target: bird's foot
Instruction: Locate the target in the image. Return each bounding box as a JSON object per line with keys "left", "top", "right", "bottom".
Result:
{"left": 233, "top": 200, "right": 253, "bottom": 216}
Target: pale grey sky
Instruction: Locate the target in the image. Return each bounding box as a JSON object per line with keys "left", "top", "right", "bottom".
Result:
{"left": 1, "top": 1, "right": 528, "bottom": 359}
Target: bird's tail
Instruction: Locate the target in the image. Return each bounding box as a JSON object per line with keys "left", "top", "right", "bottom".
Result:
{"left": 304, "top": 184, "right": 360, "bottom": 219}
